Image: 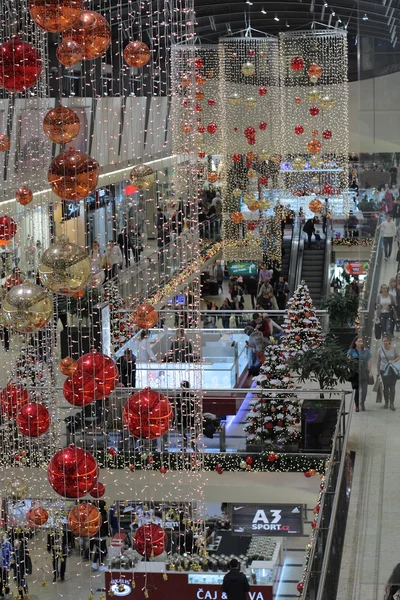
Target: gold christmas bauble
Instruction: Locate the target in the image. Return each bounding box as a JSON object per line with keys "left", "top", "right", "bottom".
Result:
{"left": 232, "top": 188, "right": 242, "bottom": 198}
{"left": 309, "top": 156, "right": 323, "bottom": 169}
{"left": 6, "top": 479, "right": 28, "bottom": 500}
{"left": 130, "top": 165, "right": 155, "bottom": 190}
{"left": 39, "top": 238, "right": 91, "bottom": 295}
{"left": 320, "top": 95, "right": 334, "bottom": 109}
{"left": 2, "top": 282, "right": 53, "bottom": 332}
{"left": 306, "top": 90, "right": 322, "bottom": 103}
{"left": 258, "top": 152, "right": 270, "bottom": 161}
{"left": 227, "top": 93, "right": 241, "bottom": 106}
{"left": 292, "top": 157, "right": 306, "bottom": 171}
{"left": 243, "top": 191, "right": 256, "bottom": 205}
{"left": 244, "top": 97, "right": 256, "bottom": 108}
{"left": 248, "top": 169, "right": 257, "bottom": 179}
{"left": 241, "top": 62, "right": 255, "bottom": 76}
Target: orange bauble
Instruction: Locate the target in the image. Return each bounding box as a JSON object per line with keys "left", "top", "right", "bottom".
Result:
{"left": 60, "top": 356, "right": 78, "bottom": 376}
{"left": 195, "top": 74, "right": 206, "bottom": 86}
{"left": 56, "top": 39, "right": 83, "bottom": 67}
{"left": 181, "top": 75, "right": 191, "bottom": 88}
{"left": 195, "top": 90, "right": 205, "bottom": 101}
{"left": 309, "top": 199, "right": 323, "bottom": 213}
{"left": 131, "top": 304, "right": 158, "bottom": 329}
{"left": 63, "top": 10, "right": 111, "bottom": 60}
{"left": 27, "top": 506, "right": 49, "bottom": 526}
{"left": 73, "top": 289, "right": 85, "bottom": 298}
{"left": 123, "top": 41, "right": 150, "bottom": 68}
{"left": 294, "top": 96, "right": 302, "bottom": 105}
{"left": 181, "top": 123, "right": 193, "bottom": 134}
{"left": 208, "top": 173, "right": 218, "bottom": 184}
{"left": 307, "top": 139, "right": 322, "bottom": 154}
{"left": 246, "top": 152, "right": 255, "bottom": 161}
{"left": 68, "top": 502, "right": 101, "bottom": 537}
{"left": 231, "top": 212, "right": 244, "bottom": 224}
{"left": 29, "top": 0, "right": 83, "bottom": 33}
{"left": 15, "top": 187, "right": 33, "bottom": 206}
{"left": 308, "top": 63, "right": 323, "bottom": 79}
{"left": 0, "top": 135, "right": 10, "bottom": 152}
{"left": 43, "top": 105, "right": 80, "bottom": 145}
{"left": 48, "top": 147, "right": 100, "bottom": 201}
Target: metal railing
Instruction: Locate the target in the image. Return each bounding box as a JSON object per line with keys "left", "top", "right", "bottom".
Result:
{"left": 358, "top": 227, "right": 383, "bottom": 343}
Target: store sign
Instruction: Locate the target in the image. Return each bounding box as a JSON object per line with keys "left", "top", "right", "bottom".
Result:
{"left": 228, "top": 261, "right": 258, "bottom": 277}
{"left": 230, "top": 504, "right": 303, "bottom": 536}
{"left": 196, "top": 590, "right": 265, "bottom": 600}
{"left": 110, "top": 578, "right": 132, "bottom": 597}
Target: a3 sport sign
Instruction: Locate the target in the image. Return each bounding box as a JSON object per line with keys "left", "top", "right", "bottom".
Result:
{"left": 230, "top": 504, "right": 303, "bottom": 536}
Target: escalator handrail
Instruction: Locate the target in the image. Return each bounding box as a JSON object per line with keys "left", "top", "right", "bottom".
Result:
{"left": 321, "top": 226, "right": 332, "bottom": 302}
{"left": 293, "top": 218, "right": 304, "bottom": 292}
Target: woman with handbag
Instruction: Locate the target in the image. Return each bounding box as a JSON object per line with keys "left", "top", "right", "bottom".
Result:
{"left": 376, "top": 284, "right": 397, "bottom": 336}
{"left": 377, "top": 335, "right": 400, "bottom": 411}
{"left": 347, "top": 336, "right": 373, "bottom": 412}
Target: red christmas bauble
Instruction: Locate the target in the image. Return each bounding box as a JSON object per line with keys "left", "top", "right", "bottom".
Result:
{"left": 160, "top": 466, "right": 167, "bottom": 474}
{"left": 259, "top": 121, "right": 267, "bottom": 131}
{"left": 290, "top": 57, "right": 304, "bottom": 72}
{"left": 207, "top": 122, "right": 217, "bottom": 134}
{"left": 311, "top": 520, "right": 317, "bottom": 529}
{"left": 248, "top": 137, "right": 256, "bottom": 145}
{"left": 27, "top": 506, "right": 49, "bottom": 526}
{"left": 29, "top": 0, "right": 83, "bottom": 33}
{"left": 56, "top": 39, "right": 83, "bottom": 66}
{"left": 244, "top": 126, "right": 256, "bottom": 139}
{"left": 248, "top": 49, "right": 255, "bottom": 57}
{"left": 0, "top": 37, "right": 42, "bottom": 92}
{"left": 309, "top": 106, "right": 320, "bottom": 117}
{"left": 63, "top": 10, "right": 111, "bottom": 61}
{"left": 246, "top": 456, "right": 253, "bottom": 465}
{"left": 0, "top": 383, "right": 30, "bottom": 419}
{"left": 322, "top": 129, "right": 332, "bottom": 140}
{"left": 304, "top": 470, "right": 311, "bottom": 478}
{"left": 16, "top": 402, "right": 50, "bottom": 437}
{"left": 247, "top": 222, "right": 256, "bottom": 231}
{"left": 297, "top": 582, "right": 304, "bottom": 592}
{"left": 198, "top": 125, "right": 205, "bottom": 133}
{"left": 265, "top": 423, "right": 273, "bottom": 430}
{"left": 123, "top": 387, "right": 173, "bottom": 439}
{"left": 76, "top": 350, "right": 119, "bottom": 399}
{"left": 207, "top": 98, "right": 216, "bottom": 107}
{"left": 232, "top": 153, "right": 241, "bottom": 163}
{"left": 194, "top": 57, "right": 204, "bottom": 69}
{"left": 134, "top": 523, "right": 166, "bottom": 558}
{"left": 90, "top": 482, "right": 105, "bottom": 498}
{"left": 0, "top": 216, "right": 17, "bottom": 245}
{"left": 48, "top": 444, "right": 98, "bottom": 498}
{"left": 15, "top": 186, "right": 33, "bottom": 206}
{"left": 123, "top": 41, "right": 150, "bottom": 68}
{"left": 63, "top": 372, "right": 96, "bottom": 406}
{"left": 48, "top": 147, "right": 100, "bottom": 201}
{"left": 313, "top": 504, "right": 321, "bottom": 514}
{"left": 294, "top": 124, "right": 304, "bottom": 135}
{"left": 195, "top": 105, "right": 202, "bottom": 114}
{"left": 258, "top": 86, "right": 267, "bottom": 96}
{"left": 259, "top": 176, "right": 268, "bottom": 186}
{"left": 322, "top": 184, "right": 333, "bottom": 195}
{"left": 268, "top": 454, "right": 277, "bottom": 462}
{"left": 198, "top": 152, "right": 206, "bottom": 159}
{"left": 277, "top": 420, "right": 283, "bottom": 427}
{"left": 131, "top": 303, "right": 158, "bottom": 329}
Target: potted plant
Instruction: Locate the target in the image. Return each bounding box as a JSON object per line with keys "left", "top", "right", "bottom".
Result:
{"left": 321, "top": 289, "right": 359, "bottom": 349}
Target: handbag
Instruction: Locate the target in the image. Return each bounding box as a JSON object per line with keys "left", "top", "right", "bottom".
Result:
{"left": 373, "top": 373, "right": 382, "bottom": 393}
{"left": 368, "top": 373, "right": 374, "bottom": 385}
{"left": 375, "top": 321, "right": 382, "bottom": 340}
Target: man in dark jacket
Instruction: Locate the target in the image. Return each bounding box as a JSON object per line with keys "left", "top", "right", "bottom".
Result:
{"left": 303, "top": 217, "right": 316, "bottom": 249}
{"left": 222, "top": 558, "right": 250, "bottom": 600}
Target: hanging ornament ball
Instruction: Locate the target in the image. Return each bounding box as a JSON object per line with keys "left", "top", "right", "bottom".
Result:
{"left": 290, "top": 56, "right": 304, "bottom": 72}
{"left": 322, "top": 129, "right": 332, "bottom": 140}
{"left": 207, "top": 98, "right": 216, "bottom": 107}
{"left": 48, "top": 147, "right": 100, "bottom": 201}
{"left": 259, "top": 121, "right": 267, "bottom": 131}
{"left": 258, "top": 86, "right": 267, "bottom": 96}
{"left": 134, "top": 523, "right": 167, "bottom": 558}
{"left": 181, "top": 122, "right": 193, "bottom": 134}
{"left": 181, "top": 75, "right": 191, "bottom": 88}
{"left": 2, "top": 282, "right": 53, "bottom": 333}
{"left": 29, "top": 0, "right": 83, "bottom": 33}
{"left": 0, "top": 37, "right": 42, "bottom": 92}
{"left": 48, "top": 445, "right": 98, "bottom": 498}
{"left": 308, "top": 63, "right": 323, "bottom": 79}
{"left": 244, "top": 126, "right": 256, "bottom": 139}
{"left": 241, "top": 62, "right": 255, "bottom": 76}
{"left": 294, "top": 124, "right": 304, "bottom": 135}
{"left": 123, "top": 387, "right": 173, "bottom": 439}
{"left": 39, "top": 238, "right": 90, "bottom": 295}
{"left": 76, "top": 350, "right": 119, "bottom": 399}
{"left": 68, "top": 502, "right": 101, "bottom": 537}
{"left": 208, "top": 172, "right": 218, "bottom": 184}
{"left": 294, "top": 96, "right": 302, "bottom": 105}
{"left": 15, "top": 186, "right": 33, "bottom": 206}
{"left": 309, "top": 199, "right": 323, "bottom": 213}
{"left": 0, "top": 134, "right": 11, "bottom": 152}
{"left": 27, "top": 506, "right": 49, "bottom": 526}
{"left": 309, "top": 106, "right": 320, "bottom": 117}
{"left": 259, "top": 176, "right": 269, "bottom": 186}
{"left": 312, "top": 129, "right": 319, "bottom": 137}
{"left": 63, "top": 371, "right": 96, "bottom": 406}
{"left": 130, "top": 165, "right": 155, "bottom": 191}
{"left": 233, "top": 188, "right": 242, "bottom": 198}
{"left": 307, "top": 139, "right": 322, "bottom": 154}
{"left": 206, "top": 122, "right": 217, "bottom": 134}
{"left": 195, "top": 90, "right": 205, "bottom": 101}
{"left": 309, "top": 75, "right": 318, "bottom": 84}
{"left": 292, "top": 157, "right": 306, "bottom": 171}
{"left": 124, "top": 40, "right": 150, "bottom": 68}
{"left": 247, "top": 221, "right": 257, "bottom": 231}
{"left": 16, "top": 402, "right": 50, "bottom": 437}
{"left": 56, "top": 39, "right": 83, "bottom": 67}
{"left": 246, "top": 152, "right": 255, "bottom": 161}
{"left": 306, "top": 89, "right": 322, "bottom": 103}
{"left": 232, "top": 153, "right": 241, "bottom": 163}
{"left": 194, "top": 57, "right": 204, "bottom": 69}
{"left": 60, "top": 356, "right": 78, "bottom": 376}
{"left": 43, "top": 105, "right": 80, "bottom": 145}
{"left": 198, "top": 151, "right": 206, "bottom": 159}
{"left": 243, "top": 192, "right": 256, "bottom": 206}
{"left": 131, "top": 303, "right": 158, "bottom": 329}
{"left": 227, "top": 93, "right": 241, "bottom": 106}
{"left": 231, "top": 52, "right": 237, "bottom": 59}
{"left": 309, "top": 156, "right": 323, "bottom": 169}
{"left": 62, "top": 10, "right": 111, "bottom": 60}
{"left": 243, "top": 97, "right": 256, "bottom": 109}
{"left": 322, "top": 184, "right": 333, "bottom": 195}
{"left": 320, "top": 95, "right": 334, "bottom": 109}
{"left": 90, "top": 482, "right": 106, "bottom": 499}
{"left": 87, "top": 262, "right": 105, "bottom": 288}
{"left": 248, "top": 169, "right": 257, "bottom": 179}
{"left": 0, "top": 383, "right": 30, "bottom": 419}
{"left": 195, "top": 74, "right": 206, "bottom": 86}
{"left": 231, "top": 212, "right": 244, "bottom": 224}
{"left": 0, "top": 216, "right": 17, "bottom": 246}
{"left": 197, "top": 125, "right": 205, "bottom": 134}
{"left": 248, "top": 202, "right": 261, "bottom": 211}
{"left": 6, "top": 479, "right": 28, "bottom": 500}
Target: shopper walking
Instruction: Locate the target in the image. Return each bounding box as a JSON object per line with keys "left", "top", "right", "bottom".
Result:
{"left": 117, "top": 228, "right": 132, "bottom": 268}
{"left": 222, "top": 558, "right": 250, "bottom": 600}
{"left": 169, "top": 329, "right": 193, "bottom": 363}
{"left": 219, "top": 298, "right": 231, "bottom": 329}
{"left": 0, "top": 533, "right": 11, "bottom": 599}
{"left": 137, "top": 330, "right": 157, "bottom": 362}
{"left": 90, "top": 241, "right": 103, "bottom": 266}
{"left": 11, "top": 539, "right": 30, "bottom": 599}
{"left": 376, "top": 283, "right": 397, "bottom": 336}
{"left": 90, "top": 501, "right": 109, "bottom": 571}
{"left": 379, "top": 214, "right": 397, "bottom": 260}
{"left": 47, "top": 527, "right": 68, "bottom": 582}
{"left": 385, "top": 563, "right": 400, "bottom": 599}
{"left": 377, "top": 335, "right": 400, "bottom": 410}
{"left": 347, "top": 336, "right": 372, "bottom": 412}
{"left": 118, "top": 348, "right": 136, "bottom": 387}
{"left": 175, "top": 381, "right": 197, "bottom": 451}
{"left": 303, "top": 217, "right": 316, "bottom": 249}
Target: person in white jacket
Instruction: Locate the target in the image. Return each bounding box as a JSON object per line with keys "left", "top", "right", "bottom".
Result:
{"left": 379, "top": 214, "right": 397, "bottom": 260}
{"left": 137, "top": 330, "right": 157, "bottom": 362}
{"left": 103, "top": 242, "right": 123, "bottom": 278}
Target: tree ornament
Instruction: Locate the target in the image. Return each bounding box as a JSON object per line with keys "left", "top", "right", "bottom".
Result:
{"left": 294, "top": 125, "right": 304, "bottom": 135}
{"left": 48, "top": 147, "right": 99, "bottom": 201}
{"left": 322, "top": 129, "right": 332, "bottom": 140}
{"left": 60, "top": 356, "right": 78, "bottom": 376}
{"left": 16, "top": 402, "right": 50, "bottom": 437}
{"left": 134, "top": 523, "right": 166, "bottom": 558}
{"left": 306, "top": 89, "right": 322, "bottom": 103}
{"left": 0, "top": 37, "right": 42, "bottom": 92}
{"left": 6, "top": 479, "right": 28, "bottom": 500}
{"left": 0, "top": 383, "right": 30, "bottom": 419}
{"left": 2, "top": 282, "right": 52, "bottom": 332}
{"left": 181, "top": 122, "right": 193, "bottom": 134}
{"left": 130, "top": 165, "right": 155, "bottom": 190}
{"left": 208, "top": 172, "right": 218, "bottom": 183}
{"left": 322, "top": 184, "right": 333, "bottom": 195}
{"left": 62, "top": 10, "right": 111, "bottom": 60}
{"left": 292, "top": 157, "right": 306, "bottom": 171}
{"left": 259, "top": 176, "right": 268, "bottom": 186}
{"left": 308, "top": 63, "right": 323, "bottom": 79}
{"left": 307, "top": 139, "right": 322, "bottom": 154}
{"left": 297, "top": 582, "right": 304, "bottom": 592}
{"left": 258, "top": 86, "right": 267, "bottom": 96}
{"left": 123, "top": 388, "right": 173, "bottom": 439}
{"left": 309, "top": 106, "right": 320, "bottom": 117}
{"left": 207, "top": 98, "right": 216, "bottom": 107}
{"left": 310, "top": 156, "right": 323, "bottom": 169}
{"left": 15, "top": 186, "right": 33, "bottom": 206}
{"left": 29, "top": 0, "right": 83, "bottom": 32}
{"left": 0, "top": 216, "right": 17, "bottom": 246}
{"left": 309, "top": 199, "right": 323, "bottom": 213}
{"left": 197, "top": 125, "right": 205, "bottom": 134}
{"left": 206, "top": 122, "right": 217, "bottom": 134}
{"left": 241, "top": 62, "right": 255, "bottom": 76}
{"left": 215, "top": 465, "right": 223, "bottom": 474}
{"left": 232, "top": 188, "right": 242, "bottom": 198}
{"left": 27, "top": 506, "right": 49, "bottom": 526}
{"left": 43, "top": 105, "right": 80, "bottom": 145}
{"left": 245, "top": 456, "right": 253, "bottom": 465}
{"left": 248, "top": 169, "right": 257, "bottom": 179}
{"left": 313, "top": 504, "right": 321, "bottom": 514}
{"left": 244, "top": 126, "right": 256, "bottom": 139}
{"left": 39, "top": 238, "right": 90, "bottom": 295}
{"left": 290, "top": 56, "right": 304, "bottom": 72}
{"left": 244, "top": 97, "right": 257, "bottom": 109}
{"left": 227, "top": 93, "right": 241, "bottom": 105}
{"left": 247, "top": 221, "right": 257, "bottom": 231}
{"left": 64, "top": 350, "right": 119, "bottom": 403}
{"left": 259, "top": 121, "right": 267, "bottom": 131}
{"left": 90, "top": 482, "right": 106, "bottom": 498}
{"left": 232, "top": 153, "right": 241, "bottom": 163}
{"left": 312, "top": 129, "right": 319, "bottom": 137}
{"left": 194, "top": 57, "right": 204, "bottom": 69}
{"left": 294, "top": 97, "right": 302, "bottom": 105}
{"left": 231, "top": 212, "right": 244, "bottom": 224}
{"left": 304, "top": 470, "right": 311, "bottom": 478}
{"left": 68, "top": 502, "right": 101, "bottom": 537}
{"left": 195, "top": 74, "right": 206, "bottom": 86}
{"left": 0, "top": 135, "right": 10, "bottom": 152}
{"left": 131, "top": 303, "right": 158, "bottom": 329}
{"left": 124, "top": 41, "right": 150, "bottom": 68}
{"left": 195, "top": 90, "right": 205, "bottom": 101}
{"left": 56, "top": 39, "right": 83, "bottom": 66}
{"left": 320, "top": 95, "right": 334, "bottom": 109}
{"left": 48, "top": 445, "right": 98, "bottom": 498}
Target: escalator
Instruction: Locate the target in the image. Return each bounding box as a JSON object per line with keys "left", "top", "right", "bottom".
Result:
{"left": 280, "top": 229, "right": 292, "bottom": 283}
{"left": 300, "top": 243, "right": 326, "bottom": 307}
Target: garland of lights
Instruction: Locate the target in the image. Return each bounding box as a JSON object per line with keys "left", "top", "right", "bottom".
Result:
{"left": 332, "top": 237, "right": 374, "bottom": 246}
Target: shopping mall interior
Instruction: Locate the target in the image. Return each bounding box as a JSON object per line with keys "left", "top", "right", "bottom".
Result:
{"left": 0, "top": 1, "right": 398, "bottom": 600}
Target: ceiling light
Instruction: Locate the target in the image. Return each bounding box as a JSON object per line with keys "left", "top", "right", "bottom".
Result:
{"left": 324, "top": 2, "right": 328, "bottom": 6}
{"left": 332, "top": 11, "right": 335, "bottom": 16}
{"left": 246, "top": 0, "right": 253, "bottom": 5}
{"left": 261, "top": 6, "right": 266, "bottom": 14}
{"left": 362, "top": 13, "right": 368, "bottom": 20}
{"left": 286, "top": 20, "right": 290, "bottom": 27}
{"left": 274, "top": 14, "right": 279, "bottom": 21}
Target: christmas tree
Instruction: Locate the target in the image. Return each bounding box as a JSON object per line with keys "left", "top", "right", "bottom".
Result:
{"left": 103, "top": 281, "right": 135, "bottom": 350}
{"left": 244, "top": 340, "right": 301, "bottom": 448}
{"left": 282, "top": 281, "right": 322, "bottom": 357}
